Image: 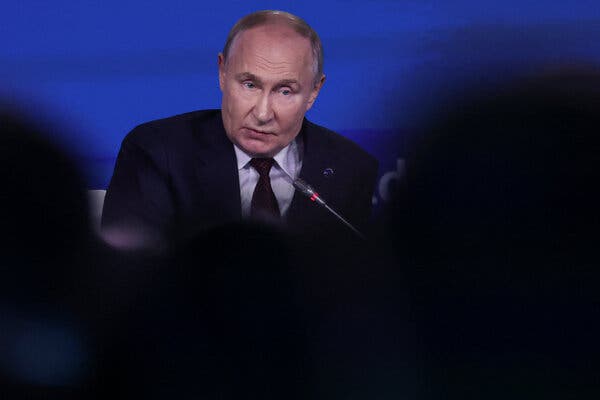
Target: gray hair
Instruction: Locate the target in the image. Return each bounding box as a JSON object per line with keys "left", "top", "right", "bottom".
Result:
{"left": 221, "top": 10, "right": 324, "bottom": 83}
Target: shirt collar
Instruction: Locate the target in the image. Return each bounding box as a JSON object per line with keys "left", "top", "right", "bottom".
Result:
{"left": 233, "top": 139, "right": 299, "bottom": 179}
{"left": 233, "top": 144, "right": 252, "bottom": 170}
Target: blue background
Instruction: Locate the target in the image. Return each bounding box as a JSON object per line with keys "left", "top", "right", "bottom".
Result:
{"left": 2, "top": 1, "right": 599, "bottom": 204}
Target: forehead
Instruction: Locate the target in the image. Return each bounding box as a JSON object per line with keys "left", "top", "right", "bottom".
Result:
{"left": 227, "top": 24, "right": 315, "bottom": 76}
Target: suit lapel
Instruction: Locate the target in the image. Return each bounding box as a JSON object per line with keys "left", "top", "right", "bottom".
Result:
{"left": 287, "top": 120, "right": 335, "bottom": 227}
{"left": 192, "top": 112, "right": 241, "bottom": 221}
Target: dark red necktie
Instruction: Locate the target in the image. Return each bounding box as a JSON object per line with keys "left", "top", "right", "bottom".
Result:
{"left": 250, "top": 158, "right": 280, "bottom": 220}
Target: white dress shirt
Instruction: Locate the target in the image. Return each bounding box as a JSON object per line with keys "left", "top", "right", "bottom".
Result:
{"left": 233, "top": 138, "right": 303, "bottom": 217}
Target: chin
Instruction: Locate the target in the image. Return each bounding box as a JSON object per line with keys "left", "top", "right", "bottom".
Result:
{"left": 251, "top": 149, "right": 277, "bottom": 158}
{"left": 240, "top": 141, "right": 278, "bottom": 157}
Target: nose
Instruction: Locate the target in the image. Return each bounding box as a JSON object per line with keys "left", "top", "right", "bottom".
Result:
{"left": 252, "top": 92, "right": 274, "bottom": 124}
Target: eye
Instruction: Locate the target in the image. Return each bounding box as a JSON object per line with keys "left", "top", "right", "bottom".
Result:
{"left": 243, "top": 81, "right": 256, "bottom": 89}
{"left": 280, "top": 88, "right": 292, "bottom": 96}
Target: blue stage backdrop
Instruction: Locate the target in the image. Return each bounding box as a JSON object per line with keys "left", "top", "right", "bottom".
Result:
{"left": 2, "top": 1, "right": 599, "bottom": 207}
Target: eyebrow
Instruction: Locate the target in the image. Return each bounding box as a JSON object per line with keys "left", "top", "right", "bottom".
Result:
{"left": 276, "top": 79, "right": 301, "bottom": 88}
{"left": 235, "top": 73, "right": 300, "bottom": 88}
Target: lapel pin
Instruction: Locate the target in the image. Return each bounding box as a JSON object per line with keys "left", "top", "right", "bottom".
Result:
{"left": 322, "top": 167, "right": 334, "bottom": 178}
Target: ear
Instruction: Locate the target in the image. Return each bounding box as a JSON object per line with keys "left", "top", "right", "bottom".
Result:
{"left": 218, "top": 53, "right": 226, "bottom": 91}
{"left": 306, "top": 74, "right": 326, "bottom": 111}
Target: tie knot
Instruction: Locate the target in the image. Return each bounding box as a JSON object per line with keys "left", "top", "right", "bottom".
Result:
{"left": 250, "top": 158, "right": 275, "bottom": 177}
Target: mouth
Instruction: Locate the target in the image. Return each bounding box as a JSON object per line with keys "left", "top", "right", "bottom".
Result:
{"left": 243, "top": 127, "right": 274, "bottom": 136}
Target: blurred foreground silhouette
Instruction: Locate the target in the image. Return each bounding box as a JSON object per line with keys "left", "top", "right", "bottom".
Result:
{"left": 1, "top": 110, "right": 97, "bottom": 398}
{"left": 382, "top": 66, "right": 600, "bottom": 398}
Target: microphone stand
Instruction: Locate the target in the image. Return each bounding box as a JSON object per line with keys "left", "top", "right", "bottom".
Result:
{"left": 292, "top": 178, "right": 366, "bottom": 240}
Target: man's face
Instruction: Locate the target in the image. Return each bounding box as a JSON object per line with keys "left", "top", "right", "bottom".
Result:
{"left": 218, "top": 24, "right": 324, "bottom": 157}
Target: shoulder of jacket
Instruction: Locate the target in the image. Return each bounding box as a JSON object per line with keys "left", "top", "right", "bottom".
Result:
{"left": 304, "top": 119, "right": 377, "bottom": 166}
{"left": 123, "top": 109, "right": 220, "bottom": 144}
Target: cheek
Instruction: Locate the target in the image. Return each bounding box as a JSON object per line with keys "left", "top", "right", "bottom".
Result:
{"left": 227, "top": 88, "right": 256, "bottom": 113}
{"left": 274, "top": 97, "right": 305, "bottom": 116}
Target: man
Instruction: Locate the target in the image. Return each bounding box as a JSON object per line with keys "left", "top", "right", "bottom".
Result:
{"left": 101, "top": 10, "right": 378, "bottom": 250}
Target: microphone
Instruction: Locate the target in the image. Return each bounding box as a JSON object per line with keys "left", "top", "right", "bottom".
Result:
{"left": 292, "top": 178, "right": 366, "bottom": 240}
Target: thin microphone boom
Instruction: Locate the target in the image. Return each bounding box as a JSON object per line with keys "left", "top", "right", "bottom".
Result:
{"left": 292, "top": 178, "right": 366, "bottom": 240}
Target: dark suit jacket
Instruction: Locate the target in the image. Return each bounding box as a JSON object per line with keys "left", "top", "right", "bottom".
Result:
{"left": 101, "top": 110, "right": 378, "bottom": 246}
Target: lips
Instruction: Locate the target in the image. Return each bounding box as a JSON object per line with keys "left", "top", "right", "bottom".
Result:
{"left": 244, "top": 127, "right": 274, "bottom": 136}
